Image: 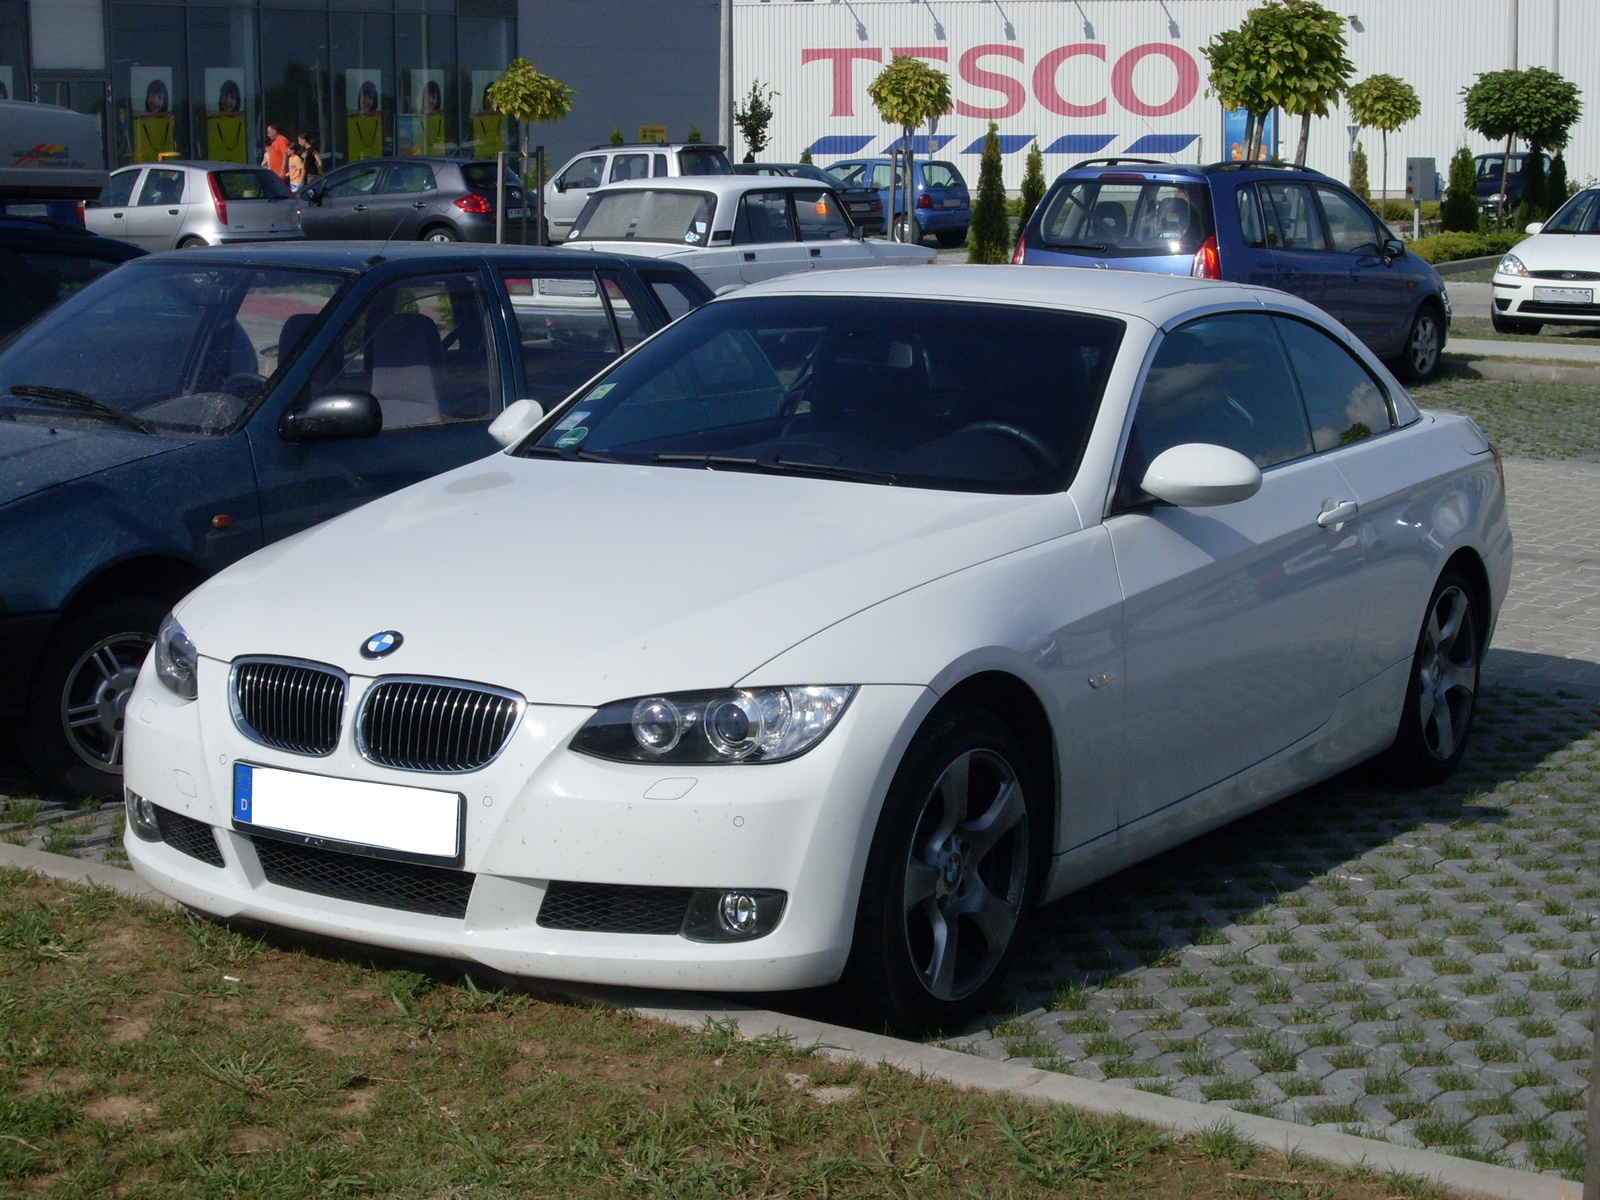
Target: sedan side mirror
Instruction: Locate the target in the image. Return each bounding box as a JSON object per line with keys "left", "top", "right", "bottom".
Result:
{"left": 1525, "top": 221, "right": 1544, "bottom": 235}
{"left": 279, "top": 390, "right": 382, "bottom": 443}
{"left": 488, "top": 397, "right": 545, "bottom": 449}
{"left": 1382, "top": 237, "right": 1405, "bottom": 262}
{"left": 1141, "top": 443, "right": 1262, "bottom": 508}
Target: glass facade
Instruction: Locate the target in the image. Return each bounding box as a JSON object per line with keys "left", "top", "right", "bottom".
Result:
{"left": 97, "top": 0, "right": 512, "bottom": 170}
{"left": 0, "top": 1, "right": 28, "bottom": 102}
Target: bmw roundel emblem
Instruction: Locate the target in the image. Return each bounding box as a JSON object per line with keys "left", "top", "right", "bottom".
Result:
{"left": 360, "top": 630, "right": 403, "bottom": 659}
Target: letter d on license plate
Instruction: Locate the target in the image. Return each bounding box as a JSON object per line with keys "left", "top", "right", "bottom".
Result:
{"left": 234, "top": 762, "right": 463, "bottom": 863}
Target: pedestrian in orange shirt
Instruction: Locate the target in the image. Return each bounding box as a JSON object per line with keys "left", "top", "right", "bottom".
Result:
{"left": 262, "top": 124, "right": 290, "bottom": 180}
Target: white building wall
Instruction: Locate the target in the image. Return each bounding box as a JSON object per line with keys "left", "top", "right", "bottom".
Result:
{"left": 733, "top": 0, "right": 1596, "bottom": 194}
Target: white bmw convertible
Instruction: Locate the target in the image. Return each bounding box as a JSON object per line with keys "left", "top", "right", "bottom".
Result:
{"left": 124, "top": 267, "right": 1511, "bottom": 1032}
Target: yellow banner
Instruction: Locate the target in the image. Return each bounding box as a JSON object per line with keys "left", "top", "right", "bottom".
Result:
{"left": 206, "top": 113, "right": 247, "bottom": 163}
{"left": 347, "top": 113, "right": 383, "bottom": 161}
{"left": 133, "top": 114, "right": 174, "bottom": 163}
{"left": 472, "top": 113, "right": 505, "bottom": 157}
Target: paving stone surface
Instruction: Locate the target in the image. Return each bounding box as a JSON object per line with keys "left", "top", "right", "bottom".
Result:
{"left": 2, "top": 459, "right": 1596, "bottom": 1180}
{"left": 952, "top": 457, "right": 1600, "bottom": 1180}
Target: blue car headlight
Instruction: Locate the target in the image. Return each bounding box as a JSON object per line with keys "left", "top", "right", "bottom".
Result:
{"left": 571, "top": 686, "right": 855, "bottom": 764}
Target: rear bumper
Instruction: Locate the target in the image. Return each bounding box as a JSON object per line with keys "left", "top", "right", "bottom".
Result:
{"left": 0, "top": 610, "right": 59, "bottom": 718}
{"left": 912, "top": 208, "right": 969, "bottom": 232}
{"left": 217, "top": 230, "right": 305, "bottom": 245}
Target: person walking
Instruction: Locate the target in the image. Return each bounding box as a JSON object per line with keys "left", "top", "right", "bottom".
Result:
{"left": 285, "top": 140, "right": 306, "bottom": 194}
{"left": 298, "top": 135, "right": 323, "bottom": 181}
{"left": 262, "top": 123, "right": 290, "bottom": 181}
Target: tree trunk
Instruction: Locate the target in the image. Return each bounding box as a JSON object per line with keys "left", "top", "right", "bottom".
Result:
{"left": 1500, "top": 134, "right": 1514, "bottom": 227}
{"left": 1245, "top": 113, "right": 1259, "bottom": 162}
{"left": 1295, "top": 112, "right": 1310, "bottom": 166}
{"left": 1380, "top": 130, "right": 1389, "bottom": 228}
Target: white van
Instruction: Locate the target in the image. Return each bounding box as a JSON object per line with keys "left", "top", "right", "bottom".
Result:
{"left": 0, "top": 99, "right": 108, "bottom": 202}
{"left": 543, "top": 142, "right": 730, "bottom": 241}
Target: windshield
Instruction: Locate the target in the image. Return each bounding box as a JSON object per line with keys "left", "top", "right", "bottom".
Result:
{"left": 568, "top": 188, "right": 716, "bottom": 245}
{"left": 0, "top": 261, "right": 345, "bottom": 436}
{"left": 1542, "top": 189, "right": 1600, "bottom": 234}
{"left": 1036, "top": 179, "right": 1214, "bottom": 258}
{"left": 523, "top": 296, "right": 1124, "bottom": 494}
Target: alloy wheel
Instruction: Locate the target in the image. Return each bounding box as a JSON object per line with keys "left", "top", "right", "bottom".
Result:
{"left": 1409, "top": 311, "right": 1440, "bottom": 377}
{"left": 902, "top": 748, "right": 1029, "bottom": 1001}
{"left": 1416, "top": 584, "right": 1477, "bottom": 762}
{"left": 59, "top": 631, "right": 154, "bottom": 772}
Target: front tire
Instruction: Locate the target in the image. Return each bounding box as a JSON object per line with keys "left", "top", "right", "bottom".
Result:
{"left": 177, "top": 236, "right": 208, "bottom": 249}
{"left": 1390, "top": 304, "right": 1443, "bottom": 382}
{"left": 1381, "top": 568, "right": 1482, "bottom": 784}
{"left": 838, "top": 704, "right": 1042, "bottom": 1034}
{"left": 23, "top": 595, "right": 170, "bottom": 797}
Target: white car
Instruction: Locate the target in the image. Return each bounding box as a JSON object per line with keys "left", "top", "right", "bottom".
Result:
{"left": 555, "top": 176, "right": 934, "bottom": 292}
{"left": 543, "top": 142, "right": 734, "bottom": 243}
{"left": 1491, "top": 186, "right": 1600, "bottom": 333}
{"left": 123, "top": 267, "right": 1511, "bottom": 1033}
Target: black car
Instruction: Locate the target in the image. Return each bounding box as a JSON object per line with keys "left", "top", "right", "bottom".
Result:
{"left": 735, "top": 162, "right": 886, "bottom": 235}
{"left": 0, "top": 213, "right": 145, "bottom": 338}
{"left": 1472, "top": 151, "right": 1553, "bottom": 215}
{"left": 299, "top": 158, "right": 531, "bottom": 244}
{"left": 0, "top": 241, "right": 711, "bottom": 795}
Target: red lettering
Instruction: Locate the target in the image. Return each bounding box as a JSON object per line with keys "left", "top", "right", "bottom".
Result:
{"left": 1031, "top": 44, "right": 1107, "bottom": 118}
{"left": 1110, "top": 43, "right": 1199, "bottom": 117}
{"left": 801, "top": 48, "right": 882, "bottom": 118}
{"left": 889, "top": 46, "right": 949, "bottom": 62}
{"left": 955, "top": 44, "right": 1026, "bottom": 119}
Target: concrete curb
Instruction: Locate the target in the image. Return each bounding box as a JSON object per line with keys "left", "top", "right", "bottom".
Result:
{"left": 1443, "top": 355, "right": 1600, "bottom": 386}
{"left": 0, "top": 845, "right": 1578, "bottom": 1200}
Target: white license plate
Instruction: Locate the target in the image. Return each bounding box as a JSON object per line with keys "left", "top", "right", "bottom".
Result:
{"left": 1533, "top": 286, "right": 1593, "bottom": 304}
{"left": 942, "top": 198, "right": 963, "bottom": 208}
{"left": 505, "top": 208, "right": 525, "bottom": 220}
{"left": 233, "top": 762, "right": 463, "bottom": 861}
{"left": 847, "top": 203, "right": 872, "bottom": 212}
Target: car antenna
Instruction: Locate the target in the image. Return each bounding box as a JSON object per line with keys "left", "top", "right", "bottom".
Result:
{"left": 365, "top": 212, "right": 409, "bottom": 265}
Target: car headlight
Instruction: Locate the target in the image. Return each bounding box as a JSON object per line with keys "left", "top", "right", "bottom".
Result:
{"left": 571, "top": 686, "right": 856, "bottom": 764}
{"left": 154, "top": 613, "right": 198, "bottom": 701}
{"left": 1497, "top": 253, "right": 1529, "bottom": 277}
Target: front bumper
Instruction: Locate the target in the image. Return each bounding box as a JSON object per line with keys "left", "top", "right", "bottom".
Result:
{"left": 1491, "top": 273, "right": 1600, "bottom": 324}
{"left": 123, "top": 654, "right": 929, "bottom": 991}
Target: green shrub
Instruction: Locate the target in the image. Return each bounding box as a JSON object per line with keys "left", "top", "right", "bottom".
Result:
{"left": 1405, "top": 230, "right": 1527, "bottom": 264}
{"left": 1441, "top": 147, "right": 1479, "bottom": 232}
{"left": 1350, "top": 142, "right": 1370, "bottom": 203}
{"left": 1019, "top": 139, "right": 1046, "bottom": 230}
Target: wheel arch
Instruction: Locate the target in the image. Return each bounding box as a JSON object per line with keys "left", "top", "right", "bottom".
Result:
{"left": 418, "top": 220, "right": 461, "bottom": 241}
{"left": 1441, "top": 546, "right": 1492, "bottom": 649}
{"left": 60, "top": 554, "right": 208, "bottom": 620}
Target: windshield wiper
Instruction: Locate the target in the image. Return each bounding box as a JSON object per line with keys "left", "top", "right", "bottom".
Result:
{"left": 652, "top": 452, "right": 896, "bottom": 486}
{"left": 7, "top": 384, "right": 149, "bottom": 433}
{"left": 518, "top": 442, "right": 633, "bottom": 464}
{"left": 1047, "top": 242, "right": 1111, "bottom": 253}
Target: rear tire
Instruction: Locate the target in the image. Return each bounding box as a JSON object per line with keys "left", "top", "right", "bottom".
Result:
{"left": 23, "top": 594, "right": 170, "bottom": 798}
{"left": 1490, "top": 311, "right": 1543, "bottom": 335}
{"left": 935, "top": 228, "right": 967, "bottom": 249}
{"left": 1390, "top": 304, "right": 1443, "bottom": 382}
{"left": 1380, "top": 567, "right": 1483, "bottom": 785}
{"left": 177, "top": 236, "right": 207, "bottom": 249}
{"left": 892, "top": 213, "right": 922, "bottom": 245}
{"left": 421, "top": 225, "right": 458, "bottom": 243}
{"left": 836, "top": 704, "right": 1043, "bottom": 1035}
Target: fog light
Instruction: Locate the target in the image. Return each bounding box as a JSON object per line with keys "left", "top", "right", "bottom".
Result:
{"left": 125, "top": 789, "right": 161, "bottom": 842}
{"left": 681, "top": 888, "right": 786, "bottom": 943}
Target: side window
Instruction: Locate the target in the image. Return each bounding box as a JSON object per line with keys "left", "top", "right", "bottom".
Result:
{"left": 732, "top": 191, "right": 797, "bottom": 245}
{"left": 1274, "top": 317, "right": 1393, "bottom": 451}
{"left": 868, "top": 163, "right": 892, "bottom": 190}
{"left": 598, "top": 271, "right": 647, "bottom": 349}
{"left": 829, "top": 163, "right": 867, "bottom": 188}
{"left": 1314, "top": 186, "right": 1382, "bottom": 254}
{"left": 501, "top": 271, "right": 622, "bottom": 405}
{"left": 1237, "top": 184, "right": 1268, "bottom": 249}
{"left": 638, "top": 270, "right": 705, "bottom": 322}
{"left": 610, "top": 153, "right": 650, "bottom": 182}
{"left": 304, "top": 272, "right": 497, "bottom": 431}
{"left": 102, "top": 170, "right": 138, "bottom": 208}
{"left": 558, "top": 155, "right": 606, "bottom": 190}
{"left": 1119, "top": 312, "right": 1313, "bottom": 506}
{"left": 137, "top": 168, "right": 186, "bottom": 205}
{"left": 326, "top": 165, "right": 381, "bottom": 198}
{"left": 921, "top": 163, "right": 960, "bottom": 188}
{"left": 1258, "top": 182, "right": 1328, "bottom": 251}
{"left": 16, "top": 251, "right": 126, "bottom": 303}
{"left": 652, "top": 153, "right": 668, "bottom": 177}
{"left": 381, "top": 164, "right": 435, "bottom": 194}
{"left": 793, "top": 189, "right": 852, "bottom": 240}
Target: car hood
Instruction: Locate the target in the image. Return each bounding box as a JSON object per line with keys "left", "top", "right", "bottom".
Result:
{"left": 1513, "top": 232, "right": 1600, "bottom": 272}
{"left": 0, "top": 421, "right": 193, "bottom": 507}
{"left": 180, "top": 456, "right": 1080, "bottom": 705}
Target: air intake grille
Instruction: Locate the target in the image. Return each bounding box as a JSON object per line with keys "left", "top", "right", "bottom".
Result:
{"left": 537, "top": 881, "right": 693, "bottom": 934}
{"left": 252, "top": 837, "right": 474, "bottom": 918}
{"left": 357, "top": 679, "right": 521, "bottom": 773}
{"left": 1530, "top": 269, "right": 1600, "bottom": 280}
{"left": 232, "top": 659, "right": 346, "bottom": 756}
{"left": 154, "top": 805, "right": 224, "bottom": 867}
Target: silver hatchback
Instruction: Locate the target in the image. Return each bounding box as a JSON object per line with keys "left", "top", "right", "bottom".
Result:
{"left": 85, "top": 161, "right": 303, "bottom": 251}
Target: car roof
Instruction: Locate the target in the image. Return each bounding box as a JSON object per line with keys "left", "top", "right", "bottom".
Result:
{"left": 146, "top": 241, "right": 696, "bottom": 273}
{"left": 0, "top": 215, "right": 146, "bottom": 257}
{"left": 589, "top": 176, "right": 827, "bottom": 198}
{"left": 581, "top": 143, "right": 728, "bottom": 154}
{"left": 727, "top": 263, "right": 1327, "bottom": 328}
{"left": 1052, "top": 160, "right": 1339, "bottom": 184}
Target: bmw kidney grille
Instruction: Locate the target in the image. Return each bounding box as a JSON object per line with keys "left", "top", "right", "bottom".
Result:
{"left": 356, "top": 679, "right": 523, "bottom": 772}
{"left": 230, "top": 658, "right": 347, "bottom": 756}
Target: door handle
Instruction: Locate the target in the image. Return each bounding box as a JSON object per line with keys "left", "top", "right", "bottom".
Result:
{"left": 412, "top": 201, "right": 427, "bottom": 209}
{"left": 809, "top": 247, "right": 821, "bottom": 257}
{"left": 1317, "top": 499, "right": 1359, "bottom": 528}
{"left": 111, "top": 211, "right": 123, "bottom": 218}
{"left": 167, "top": 208, "right": 179, "bottom": 215}
{"left": 742, "top": 251, "right": 756, "bottom": 262}
{"left": 354, "top": 203, "right": 368, "bottom": 212}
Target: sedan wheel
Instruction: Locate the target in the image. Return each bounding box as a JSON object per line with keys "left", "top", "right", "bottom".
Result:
{"left": 61, "top": 632, "right": 152, "bottom": 771}
{"left": 1383, "top": 570, "right": 1481, "bottom": 783}
{"left": 424, "top": 227, "right": 458, "bottom": 243}
{"left": 1393, "top": 306, "right": 1442, "bottom": 382}
{"left": 839, "top": 704, "right": 1039, "bottom": 1033}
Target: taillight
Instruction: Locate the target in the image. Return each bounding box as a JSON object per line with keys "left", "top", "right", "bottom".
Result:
{"left": 1011, "top": 233, "right": 1026, "bottom": 264}
{"left": 454, "top": 193, "right": 491, "bottom": 214}
{"left": 207, "top": 172, "right": 228, "bottom": 225}
{"left": 1191, "top": 234, "right": 1221, "bottom": 279}
{"left": 917, "top": 192, "right": 932, "bottom": 209}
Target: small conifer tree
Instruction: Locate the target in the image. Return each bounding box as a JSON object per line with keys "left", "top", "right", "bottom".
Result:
{"left": 1548, "top": 151, "right": 1569, "bottom": 207}
{"left": 968, "top": 122, "right": 1010, "bottom": 264}
{"left": 1019, "top": 139, "right": 1046, "bottom": 230}
{"left": 799, "top": 148, "right": 814, "bottom": 165}
{"left": 1515, "top": 150, "right": 1547, "bottom": 228}
{"left": 1440, "top": 146, "right": 1479, "bottom": 232}
{"left": 609, "top": 124, "right": 624, "bottom": 146}
{"left": 1349, "top": 141, "right": 1370, "bottom": 203}
{"left": 686, "top": 123, "right": 703, "bottom": 143}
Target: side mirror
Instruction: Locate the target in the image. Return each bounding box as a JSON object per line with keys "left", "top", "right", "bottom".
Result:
{"left": 488, "top": 397, "right": 545, "bottom": 449}
{"left": 279, "top": 390, "right": 382, "bottom": 443}
{"left": 1382, "top": 237, "right": 1405, "bottom": 261}
{"left": 1140, "top": 443, "right": 1262, "bottom": 508}
{"left": 554, "top": 179, "right": 567, "bottom": 193}
{"left": 1525, "top": 221, "right": 1544, "bottom": 235}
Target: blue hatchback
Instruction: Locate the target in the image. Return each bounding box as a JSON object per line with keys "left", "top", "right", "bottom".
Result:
{"left": 0, "top": 242, "right": 709, "bottom": 796}
{"left": 825, "top": 157, "right": 972, "bottom": 247}
{"left": 1015, "top": 160, "right": 1449, "bottom": 381}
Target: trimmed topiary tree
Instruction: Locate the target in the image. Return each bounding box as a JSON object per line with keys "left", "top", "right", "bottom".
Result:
{"left": 968, "top": 122, "right": 1010, "bottom": 264}
{"left": 1350, "top": 141, "right": 1369, "bottom": 203}
{"left": 1347, "top": 74, "right": 1420, "bottom": 220}
{"left": 867, "top": 55, "right": 953, "bottom": 242}
{"left": 1441, "top": 146, "right": 1479, "bottom": 232}
{"left": 1019, "top": 139, "right": 1046, "bottom": 230}
{"left": 798, "top": 148, "right": 814, "bottom": 165}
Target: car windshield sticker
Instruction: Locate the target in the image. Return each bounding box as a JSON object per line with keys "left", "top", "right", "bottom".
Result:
{"left": 587, "top": 382, "right": 616, "bottom": 400}
{"left": 555, "top": 410, "right": 590, "bottom": 430}
{"left": 555, "top": 426, "right": 589, "bottom": 448}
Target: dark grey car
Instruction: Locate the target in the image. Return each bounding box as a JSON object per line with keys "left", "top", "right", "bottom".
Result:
{"left": 299, "top": 157, "right": 529, "bottom": 243}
